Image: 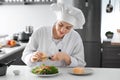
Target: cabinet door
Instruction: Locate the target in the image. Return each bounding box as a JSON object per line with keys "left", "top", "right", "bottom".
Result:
{"left": 103, "top": 48, "right": 120, "bottom": 59}
{"left": 102, "top": 42, "right": 120, "bottom": 68}
{"left": 0, "top": 49, "right": 25, "bottom": 65}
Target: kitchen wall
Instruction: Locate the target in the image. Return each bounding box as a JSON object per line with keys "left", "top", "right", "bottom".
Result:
{"left": 0, "top": 5, "right": 56, "bottom": 36}
{"left": 1, "top": 0, "right": 120, "bottom": 41}
{"left": 0, "top": 0, "right": 73, "bottom": 37}
{"left": 101, "top": 0, "right": 120, "bottom": 41}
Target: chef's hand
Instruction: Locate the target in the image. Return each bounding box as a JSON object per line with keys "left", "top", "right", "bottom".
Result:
{"left": 30, "top": 51, "right": 46, "bottom": 62}
{"left": 51, "top": 52, "right": 71, "bottom": 65}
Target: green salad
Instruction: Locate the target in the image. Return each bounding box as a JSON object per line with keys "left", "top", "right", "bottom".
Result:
{"left": 32, "top": 64, "right": 58, "bottom": 74}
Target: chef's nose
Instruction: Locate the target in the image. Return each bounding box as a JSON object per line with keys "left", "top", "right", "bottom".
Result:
{"left": 61, "top": 27, "right": 67, "bottom": 33}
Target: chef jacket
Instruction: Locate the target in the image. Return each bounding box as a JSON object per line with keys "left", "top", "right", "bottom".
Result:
{"left": 21, "top": 26, "right": 86, "bottom": 67}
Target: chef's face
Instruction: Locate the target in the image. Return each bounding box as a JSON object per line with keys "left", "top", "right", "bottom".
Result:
{"left": 55, "top": 21, "right": 73, "bottom": 38}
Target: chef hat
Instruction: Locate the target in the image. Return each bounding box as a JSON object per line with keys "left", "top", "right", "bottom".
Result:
{"left": 50, "top": 3, "right": 85, "bottom": 29}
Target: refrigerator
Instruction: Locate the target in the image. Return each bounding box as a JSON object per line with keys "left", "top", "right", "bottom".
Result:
{"left": 73, "top": 0, "right": 101, "bottom": 67}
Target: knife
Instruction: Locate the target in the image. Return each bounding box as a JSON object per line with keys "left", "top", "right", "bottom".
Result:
{"left": 42, "top": 56, "right": 52, "bottom": 60}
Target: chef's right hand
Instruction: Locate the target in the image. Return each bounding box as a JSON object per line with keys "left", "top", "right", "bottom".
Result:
{"left": 30, "top": 51, "right": 46, "bottom": 62}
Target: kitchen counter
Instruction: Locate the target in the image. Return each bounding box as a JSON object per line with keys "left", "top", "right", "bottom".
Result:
{"left": 0, "top": 42, "right": 27, "bottom": 60}
{"left": 0, "top": 65, "right": 120, "bottom": 80}
{"left": 0, "top": 42, "right": 27, "bottom": 65}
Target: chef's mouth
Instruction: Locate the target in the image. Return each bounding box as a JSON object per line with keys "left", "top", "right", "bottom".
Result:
{"left": 59, "top": 34, "right": 65, "bottom": 38}
{"left": 59, "top": 31, "right": 65, "bottom": 35}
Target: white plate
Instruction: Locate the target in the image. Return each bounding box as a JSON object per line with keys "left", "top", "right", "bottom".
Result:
{"left": 69, "top": 68, "right": 93, "bottom": 75}
{"left": 33, "top": 73, "right": 60, "bottom": 77}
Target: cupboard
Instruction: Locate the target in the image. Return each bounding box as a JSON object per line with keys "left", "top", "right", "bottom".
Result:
{"left": 102, "top": 41, "right": 120, "bottom": 68}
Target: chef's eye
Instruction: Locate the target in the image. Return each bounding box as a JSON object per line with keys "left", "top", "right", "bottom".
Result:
{"left": 58, "top": 23, "right": 63, "bottom": 27}
{"left": 66, "top": 27, "right": 70, "bottom": 30}
{"left": 66, "top": 26, "right": 72, "bottom": 30}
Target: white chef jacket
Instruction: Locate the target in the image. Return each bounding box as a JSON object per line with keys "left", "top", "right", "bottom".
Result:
{"left": 21, "top": 26, "right": 86, "bottom": 67}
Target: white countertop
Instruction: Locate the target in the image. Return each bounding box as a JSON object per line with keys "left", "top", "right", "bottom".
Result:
{"left": 0, "top": 42, "right": 27, "bottom": 59}
{"left": 0, "top": 65, "right": 120, "bottom": 80}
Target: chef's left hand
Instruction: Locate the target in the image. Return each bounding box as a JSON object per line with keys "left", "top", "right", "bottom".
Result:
{"left": 51, "top": 52, "right": 71, "bottom": 65}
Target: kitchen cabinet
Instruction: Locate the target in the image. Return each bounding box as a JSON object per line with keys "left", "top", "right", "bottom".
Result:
{"left": 102, "top": 41, "right": 120, "bottom": 68}
{"left": 0, "top": 42, "right": 27, "bottom": 65}
{"left": 0, "top": 49, "right": 25, "bottom": 65}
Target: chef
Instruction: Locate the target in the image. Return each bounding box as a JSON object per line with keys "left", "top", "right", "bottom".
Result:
{"left": 21, "top": 3, "right": 86, "bottom": 67}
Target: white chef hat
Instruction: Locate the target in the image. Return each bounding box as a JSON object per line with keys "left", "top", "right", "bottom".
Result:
{"left": 50, "top": 3, "right": 85, "bottom": 29}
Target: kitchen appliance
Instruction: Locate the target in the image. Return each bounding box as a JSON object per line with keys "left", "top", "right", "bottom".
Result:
{"left": 73, "top": 0, "right": 101, "bottom": 67}
{"left": 0, "top": 58, "right": 17, "bottom": 76}
{"left": 18, "top": 31, "right": 32, "bottom": 42}
{"left": 18, "top": 26, "right": 33, "bottom": 42}
{"left": 25, "top": 26, "right": 33, "bottom": 34}
{"left": 13, "top": 33, "right": 19, "bottom": 41}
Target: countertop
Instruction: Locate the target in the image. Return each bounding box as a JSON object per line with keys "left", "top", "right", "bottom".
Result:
{"left": 0, "top": 42, "right": 27, "bottom": 60}
{"left": 0, "top": 65, "right": 120, "bottom": 80}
